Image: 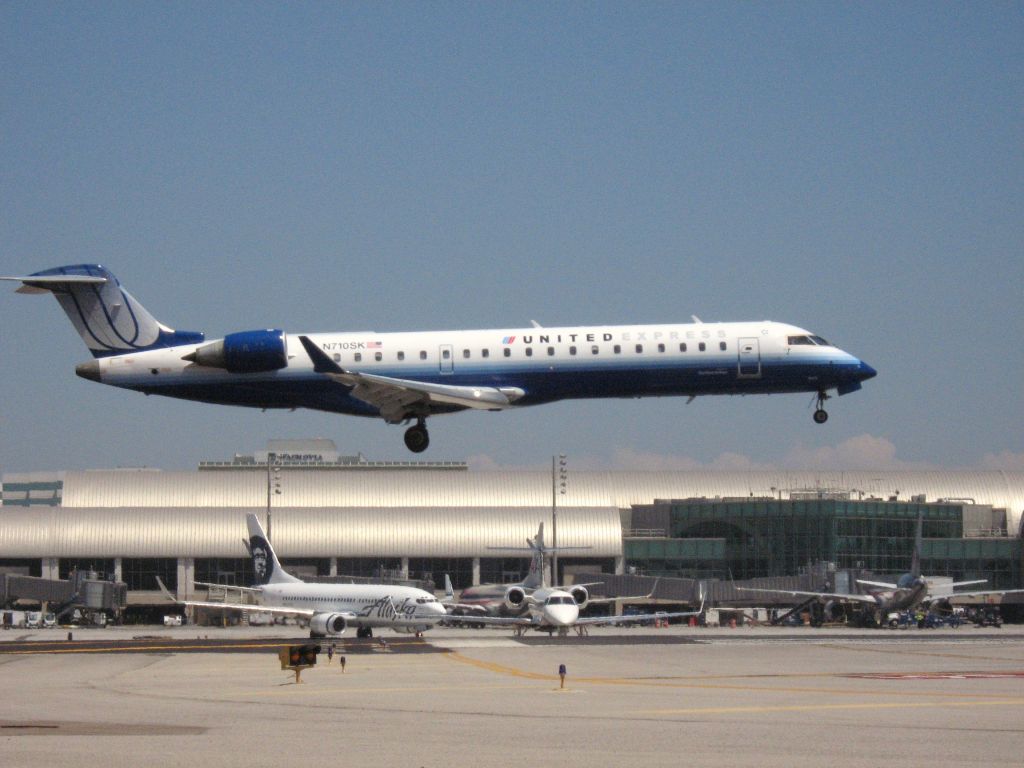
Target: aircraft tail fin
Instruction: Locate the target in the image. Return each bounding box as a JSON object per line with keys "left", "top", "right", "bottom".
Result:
{"left": 1, "top": 264, "right": 203, "bottom": 357}
{"left": 522, "top": 523, "right": 545, "bottom": 589}
{"left": 245, "top": 513, "right": 300, "bottom": 586}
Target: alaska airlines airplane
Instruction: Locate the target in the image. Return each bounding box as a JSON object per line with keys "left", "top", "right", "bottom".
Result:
{"left": 158, "top": 514, "right": 447, "bottom": 638}
{"left": 3, "top": 264, "right": 876, "bottom": 453}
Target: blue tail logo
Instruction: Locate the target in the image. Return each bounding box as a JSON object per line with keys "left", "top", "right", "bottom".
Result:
{"left": 10, "top": 264, "right": 203, "bottom": 357}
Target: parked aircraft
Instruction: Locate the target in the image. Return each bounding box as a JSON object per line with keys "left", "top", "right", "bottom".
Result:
{"left": 446, "top": 523, "right": 590, "bottom": 618}
{"left": 444, "top": 524, "right": 701, "bottom": 635}
{"left": 738, "top": 515, "right": 1024, "bottom": 626}
{"left": 157, "top": 514, "right": 447, "bottom": 638}
{"left": 3, "top": 264, "right": 876, "bottom": 452}
{"left": 458, "top": 580, "right": 703, "bottom": 636}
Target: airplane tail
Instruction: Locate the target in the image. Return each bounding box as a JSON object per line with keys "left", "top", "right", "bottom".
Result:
{"left": 1, "top": 264, "right": 203, "bottom": 357}
{"left": 522, "top": 523, "right": 545, "bottom": 589}
{"left": 245, "top": 513, "right": 300, "bottom": 586}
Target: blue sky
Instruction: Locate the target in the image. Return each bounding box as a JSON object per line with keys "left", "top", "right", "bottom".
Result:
{"left": 2, "top": 3, "right": 1021, "bottom": 473}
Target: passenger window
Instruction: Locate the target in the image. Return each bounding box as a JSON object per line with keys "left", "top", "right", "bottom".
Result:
{"left": 614, "top": 345, "right": 621, "bottom": 354}
{"left": 442, "top": 349, "right": 451, "bottom": 359}
{"left": 525, "top": 348, "right": 533, "bottom": 357}
{"left": 591, "top": 345, "right": 600, "bottom": 355}
{"left": 719, "top": 342, "right": 727, "bottom": 351}
{"left": 333, "top": 353, "right": 341, "bottom": 362}
{"left": 482, "top": 349, "right": 489, "bottom": 358}
{"left": 354, "top": 352, "right": 362, "bottom": 362}
{"left": 463, "top": 349, "right": 471, "bottom": 359}
{"left": 679, "top": 343, "right": 687, "bottom": 352}
{"left": 374, "top": 352, "right": 382, "bottom": 362}
{"left": 397, "top": 351, "right": 405, "bottom": 361}
{"left": 569, "top": 346, "right": 577, "bottom": 355}
{"left": 635, "top": 344, "right": 643, "bottom": 354}
{"left": 547, "top": 347, "right": 555, "bottom": 356}
{"left": 420, "top": 350, "right": 427, "bottom": 360}
{"left": 699, "top": 342, "right": 706, "bottom": 352}
{"left": 504, "top": 348, "right": 511, "bottom": 357}
{"left": 658, "top": 343, "right": 665, "bottom": 353}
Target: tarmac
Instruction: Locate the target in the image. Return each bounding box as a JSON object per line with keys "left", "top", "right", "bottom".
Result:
{"left": 1, "top": 624, "right": 1023, "bottom": 768}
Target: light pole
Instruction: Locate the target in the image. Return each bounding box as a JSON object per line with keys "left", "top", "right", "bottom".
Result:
{"left": 266, "top": 452, "right": 281, "bottom": 541}
{"left": 551, "top": 454, "right": 567, "bottom": 585}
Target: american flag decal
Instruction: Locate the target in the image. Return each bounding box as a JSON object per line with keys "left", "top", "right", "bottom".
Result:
{"left": 367, "top": 341, "right": 382, "bottom": 349}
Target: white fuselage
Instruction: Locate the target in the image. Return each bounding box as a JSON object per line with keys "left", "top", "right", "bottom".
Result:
{"left": 261, "top": 581, "right": 447, "bottom": 633}
{"left": 88, "top": 319, "right": 872, "bottom": 411}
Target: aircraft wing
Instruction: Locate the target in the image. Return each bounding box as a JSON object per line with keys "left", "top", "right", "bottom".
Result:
{"left": 575, "top": 609, "right": 701, "bottom": 627}
{"left": 155, "top": 576, "right": 321, "bottom": 619}
{"left": 578, "top": 591, "right": 705, "bottom": 626}
{"left": 192, "top": 581, "right": 262, "bottom": 594}
{"left": 442, "top": 613, "right": 540, "bottom": 627}
{"left": 736, "top": 586, "right": 879, "bottom": 605}
{"left": 299, "top": 335, "right": 524, "bottom": 422}
{"left": 856, "top": 579, "right": 898, "bottom": 590}
{"left": 932, "top": 588, "right": 1024, "bottom": 601}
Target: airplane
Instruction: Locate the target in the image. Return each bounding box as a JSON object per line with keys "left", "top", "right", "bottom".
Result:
{"left": 443, "top": 525, "right": 700, "bottom": 635}
{"left": 454, "top": 579, "right": 704, "bottom": 636}
{"left": 157, "top": 513, "right": 447, "bottom": 638}
{"left": 446, "top": 523, "right": 591, "bottom": 618}
{"left": 737, "top": 515, "right": 1024, "bottom": 626}
{"left": 2, "top": 264, "right": 877, "bottom": 453}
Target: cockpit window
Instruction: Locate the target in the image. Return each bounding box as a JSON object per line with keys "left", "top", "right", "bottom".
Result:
{"left": 788, "top": 335, "right": 831, "bottom": 347}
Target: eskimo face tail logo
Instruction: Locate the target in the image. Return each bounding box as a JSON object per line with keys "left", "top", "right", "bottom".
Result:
{"left": 249, "top": 536, "right": 273, "bottom": 584}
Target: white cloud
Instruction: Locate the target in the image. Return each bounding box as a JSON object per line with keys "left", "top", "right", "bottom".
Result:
{"left": 779, "top": 434, "right": 936, "bottom": 471}
{"left": 978, "top": 451, "right": 1024, "bottom": 471}
{"left": 467, "top": 435, "right": 1013, "bottom": 472}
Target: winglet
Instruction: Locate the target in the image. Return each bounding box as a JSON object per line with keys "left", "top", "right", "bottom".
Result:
{"left": 298, "top": 335, "right": 345, "bottom": 374}
{"left": 155, "top": 576, "right": 178, "bottom": 604}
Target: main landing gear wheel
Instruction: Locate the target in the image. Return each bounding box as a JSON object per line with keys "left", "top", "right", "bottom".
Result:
{"left": 403, "top": 420, "right": 430, "bottom": 453}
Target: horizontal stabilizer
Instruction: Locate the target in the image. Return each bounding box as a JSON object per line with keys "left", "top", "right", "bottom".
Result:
{"left": 1, "top": 273, "right": 108, "bottom": 294}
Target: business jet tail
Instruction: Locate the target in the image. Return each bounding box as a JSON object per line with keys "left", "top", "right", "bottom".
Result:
{"left": 0, "top": 264, "right": 203, "bottom": 357}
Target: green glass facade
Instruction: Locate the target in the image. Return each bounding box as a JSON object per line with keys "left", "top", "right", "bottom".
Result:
{"left": 627, "top": 499, "right": 1021, "bottom": 587}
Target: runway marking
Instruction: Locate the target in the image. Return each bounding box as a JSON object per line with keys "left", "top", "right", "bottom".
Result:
{"left": 847, "top": 671, "right": 1024, "bottom": 680}
{"left": 0, "top": 642, "right": 295, "bottom": 655}
{"left": 821, "top": 642, "right": 1024, "bottom": 664}
{"left": 641, "top": 699, "right": 1024, "bottom": 716}
{"left": 443, "top": 652, "right": 1024, "bottom": 700}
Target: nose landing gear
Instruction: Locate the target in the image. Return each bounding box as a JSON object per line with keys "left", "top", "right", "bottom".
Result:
{"left": 403, "top": 418, "right": 430, "bottom": 453}
{"left": 813, "top": 391, "right": 830, "bottom": 424}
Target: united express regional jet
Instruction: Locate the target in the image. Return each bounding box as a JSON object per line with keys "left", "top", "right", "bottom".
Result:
{"left": 3, "top": 265, "right": 876, "bottom": 452}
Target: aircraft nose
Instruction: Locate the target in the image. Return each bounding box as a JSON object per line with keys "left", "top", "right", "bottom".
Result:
{"left": 548, "top": 605, "right": 579, "bottom": 626}
{"left": 857, "top": 361, "right": 878, "bottom": 381}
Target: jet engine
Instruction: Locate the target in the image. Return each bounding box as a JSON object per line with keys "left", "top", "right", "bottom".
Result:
{"left": 183, "top": 329, "right": 288, "bottom": 373}
{"left": 308, "top": 613, "right": 348, "bottom": 637}
{"left": 503, "top": 586, "right": 527, "bottom": 611}
{"left": 568, "top": 585, "right": 590, "bottom": 610}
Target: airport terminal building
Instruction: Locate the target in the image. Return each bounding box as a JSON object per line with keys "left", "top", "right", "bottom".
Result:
{"left": 2, "top": 441, "right": 1023, "bottom": 618}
